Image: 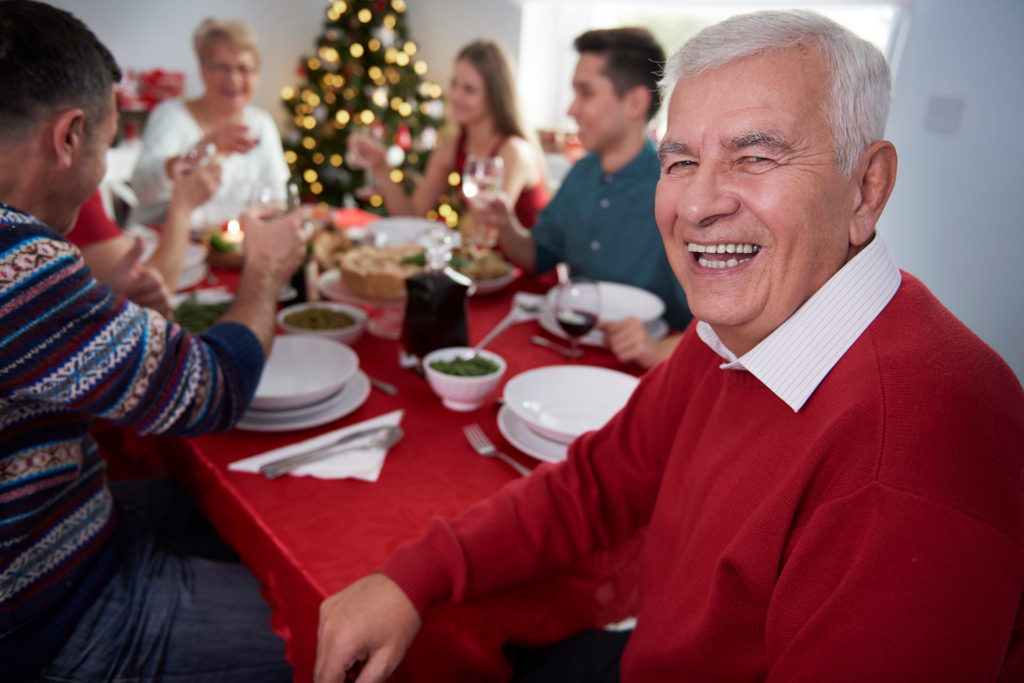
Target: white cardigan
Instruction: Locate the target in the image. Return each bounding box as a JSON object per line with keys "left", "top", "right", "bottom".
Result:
{"left": 129, "top": 98, "right": 291, "bottom": 227}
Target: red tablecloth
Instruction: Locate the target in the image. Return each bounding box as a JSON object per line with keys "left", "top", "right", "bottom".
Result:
{"left": 105, "top": 263, "right": 646, "bottom": 682}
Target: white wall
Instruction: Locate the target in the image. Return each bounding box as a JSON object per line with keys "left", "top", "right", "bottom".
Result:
{"left": 50, "top": 0, "right": 1024, "bottom": 381}
{"left": 882, "top": 0, "right": 1024, "bottom": 382}
{"left": 50, "top": 0, "right": 520, "bottom": 131}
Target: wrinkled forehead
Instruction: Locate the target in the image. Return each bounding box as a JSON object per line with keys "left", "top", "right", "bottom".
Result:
{"left": 665, "top": 49, "right": 830, "bottom": 139}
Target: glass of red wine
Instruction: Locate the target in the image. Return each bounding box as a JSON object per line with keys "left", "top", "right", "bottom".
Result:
{"left": 553, "top": 276, "right": 600, "bottom": 359}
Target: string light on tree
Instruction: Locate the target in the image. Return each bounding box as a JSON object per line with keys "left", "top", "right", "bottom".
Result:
{"left": 281, "top": 0, "right": 445, "bottom": 211}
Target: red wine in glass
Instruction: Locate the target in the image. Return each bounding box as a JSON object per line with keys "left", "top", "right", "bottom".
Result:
{"left": 553, "top": 277, "right": 600, "bottom": 358}
{"left": 556, "top": 308, "right": 598, "bottom": 338}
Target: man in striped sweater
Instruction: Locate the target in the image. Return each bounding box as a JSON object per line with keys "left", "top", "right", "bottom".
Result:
{"left": 0, "top": 2, "right": 306, "bottom": 680}
{"left": 313, "top": 10, "right": 1024, "bottom": 683}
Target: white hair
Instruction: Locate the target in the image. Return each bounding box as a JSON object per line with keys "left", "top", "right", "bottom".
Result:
{"left": 659, "top": 9, "right": 891, "bottom": 177}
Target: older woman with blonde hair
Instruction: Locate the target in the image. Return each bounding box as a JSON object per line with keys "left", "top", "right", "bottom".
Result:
{"left": 352, "top": 39, "right": 548, "bottom": 230}
{"left": 131, "top": 17, "right": 290, "bottom": 227}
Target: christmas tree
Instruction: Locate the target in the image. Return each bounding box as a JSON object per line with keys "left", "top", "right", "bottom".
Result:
{"left": 281, "top": 0, "right": 454, "bottom": 222}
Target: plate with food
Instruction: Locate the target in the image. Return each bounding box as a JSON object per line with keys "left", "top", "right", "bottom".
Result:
{"left": 171, "top": 289, "right": 232, "bottom": 333}
{"left": 318, "top": 241, "right": 517, "bottom": 301}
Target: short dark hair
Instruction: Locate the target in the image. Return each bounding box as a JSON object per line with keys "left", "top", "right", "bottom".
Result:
{"left": 0, "top": 0, "right": 121, "bottom": 141}
{"left": 573, "top": 27, "right": 665, "bottom": 121}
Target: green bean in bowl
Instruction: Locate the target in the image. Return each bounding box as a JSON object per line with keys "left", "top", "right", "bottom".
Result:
{"left": 422, "top": 347, "right": 507, "bottom": 411}
{"left": 428, "top": 355, "right": 500, "bottom": 377}
{"left": 276, "top": 301, "right": 367, "bottom": 346}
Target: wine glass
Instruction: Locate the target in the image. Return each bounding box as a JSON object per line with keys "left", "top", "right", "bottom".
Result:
{"left": 553, "top": 277, "right": 601, "bottom": 359}
{"left": 462, "top": 154, "right": 504, "bottom": 206}
{"left": 462, "top": 154, "right": 504, "bottom": 246}
{"left": 248, "top": 181, "right": 288, "bottom": 219}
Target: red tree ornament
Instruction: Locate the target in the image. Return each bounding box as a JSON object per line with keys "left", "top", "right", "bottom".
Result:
{"left": 395, "top": 122, "right": 411, "bottom": 151}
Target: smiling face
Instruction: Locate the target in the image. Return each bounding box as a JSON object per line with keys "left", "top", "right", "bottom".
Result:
{"left": 655, "top": 47, "right": 868, "bottom": 356}
{"left": 200, "top": 39, "right": 258, "bottom": 116}
{"left": 567, "top": 53, "right": 635, "bottom": 155}
{"left": 449, "top": 59, "right": 490, "bottom": 127}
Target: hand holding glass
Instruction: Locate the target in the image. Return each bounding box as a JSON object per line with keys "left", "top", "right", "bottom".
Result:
{"left": 553, "top": 277, "right": 600, "bottom": 359}
{"left": 463, "top": 155, "right": 504, "bottom": 246}
{"left": 462, "top": 154, "right": 504, "bottom": 206}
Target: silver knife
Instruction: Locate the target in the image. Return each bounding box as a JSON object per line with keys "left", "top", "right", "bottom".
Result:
{"left": 259, "top": 425, "right": 403, "bottom": 479}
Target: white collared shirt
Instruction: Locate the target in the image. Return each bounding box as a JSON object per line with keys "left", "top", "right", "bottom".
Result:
{"left": 696, "top": 233, "right": 902, "bottom": 412}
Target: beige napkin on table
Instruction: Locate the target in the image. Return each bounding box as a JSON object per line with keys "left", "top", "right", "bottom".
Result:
{"left": 227, "top": 410, "right": 403, "bottom": 481}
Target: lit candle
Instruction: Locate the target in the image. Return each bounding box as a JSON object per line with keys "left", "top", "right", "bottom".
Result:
{"left": 210, "top": 219, "right": 244, "bottom": 253}
{"left": 222, "top": 219, "right": 243, "bottom": 245}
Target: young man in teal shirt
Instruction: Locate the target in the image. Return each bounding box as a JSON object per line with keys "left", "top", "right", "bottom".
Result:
{"left": 480, "top": 28, "right": 690, "bottom": 369}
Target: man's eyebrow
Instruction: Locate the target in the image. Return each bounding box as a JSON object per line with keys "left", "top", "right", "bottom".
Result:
{"left": 730, "top": 130, "right": 792, "bottom": 152}
{"left": 657, "top": 140, "right": 693, "bottom": 160}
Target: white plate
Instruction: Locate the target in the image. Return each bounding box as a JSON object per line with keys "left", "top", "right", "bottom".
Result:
{"left": 319, "top": 268, "right": 407, "bottom": 304}
{"left": 236, "top": 371, "right": 371, "bottom": 432}
{"left": 175, "top": 261, "right": 209, "bottom": 291}
{"left": 469, "top": 264, "right": 518, "bottom": 296}
{"left": 538, "top": 311, "right": 669, "bottom": 347}
{"left": 545, "top": 281, "right": 665, "bottom": 324}
{"left": 502, "top": 365, "right": 639, "bottom": 444}
{"left": 497, "top": 404, "right": 568, "bottom": 463}
{"left": 127, "top": 224, "right": 208, "bottom": 270}
{"left": 365, "top": 217, "right": 440, "bottom": 246}
{"left": 250, "top": 336, "right": 360, "bottom": 411}
{"left": 170, "top": 287, "right": 231, "bottom": 308}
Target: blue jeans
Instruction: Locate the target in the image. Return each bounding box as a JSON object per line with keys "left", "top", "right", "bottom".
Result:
{"left": 34, "top": 480, "right": 291, "bottom": 683}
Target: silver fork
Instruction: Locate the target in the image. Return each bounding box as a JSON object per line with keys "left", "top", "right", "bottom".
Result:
{"left": 463, "top": 423, "right": 532, "bottom": 477}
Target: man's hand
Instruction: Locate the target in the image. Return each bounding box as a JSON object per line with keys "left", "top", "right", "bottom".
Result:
{"left": 315, "top": 573, "right": 422, "bottom": 683}
{"left": 216, "top": 210, "right": 307, "bottom": 356}
{"left": 239, "top": 210, "right": 306, "bottom": 282}
{"left": 601, "top": 317, "right": 680, "bottom": 369}
{"left": 106, "top": 235, "right": 173, "bottom": 317}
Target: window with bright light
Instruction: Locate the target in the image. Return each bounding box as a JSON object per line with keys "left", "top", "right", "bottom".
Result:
{"left": 518, "top": 2, "right": 909, "bottom": 134}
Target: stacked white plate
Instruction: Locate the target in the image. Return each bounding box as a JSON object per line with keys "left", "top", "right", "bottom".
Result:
{"left": 499, "top": 365, "right": 639, "bottom": 462}
{"left": 538, "top": 281, "right": 669, "bottom": 347}
{"left": 236, "top": 335, "right": 370, "bottom": 432}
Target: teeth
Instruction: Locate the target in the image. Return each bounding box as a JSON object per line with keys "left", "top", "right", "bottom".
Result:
{"left": 687, "top": 242, "right": 759, "bottom": 269}
{"left": 687, "top": 242, "right": 758, "bottom": 254}
{"left": 697, "top": 256, "right": 751, "bottom": 269}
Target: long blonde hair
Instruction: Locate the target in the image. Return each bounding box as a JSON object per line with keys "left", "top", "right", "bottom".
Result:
{"left": 456, "top": 40, "right": 526, "bottom": 140}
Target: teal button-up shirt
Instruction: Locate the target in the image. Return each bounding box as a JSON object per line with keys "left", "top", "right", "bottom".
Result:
{"left": 532, "top": 140, "right": 691, "bottom": 330}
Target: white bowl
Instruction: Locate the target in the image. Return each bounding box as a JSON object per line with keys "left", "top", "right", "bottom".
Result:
{"left": 502, "top": 365, "right": 639, "bottom": 443}
{"left": 251, "top": 336, "right": 360, "bottom": 411}
{"left": 422, "top": 347, "right": 506, "bottom": 412}
{"left": 276, "top": 301, "right": 367, "bottom": 346}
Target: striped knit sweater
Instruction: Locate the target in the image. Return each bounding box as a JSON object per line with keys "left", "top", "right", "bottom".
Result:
{"left": 0, "top": 204, "right": 265, "bottom": 675}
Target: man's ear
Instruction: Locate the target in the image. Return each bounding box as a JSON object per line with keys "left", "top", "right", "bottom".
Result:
{"left": 49, "top": 108, "right": 87, "bottom": 168}
{"left": 849, "top": 140, "right": 897, "bottom": 247}
{"left": 623, "top": 84, "right": 652, "bottom": 121}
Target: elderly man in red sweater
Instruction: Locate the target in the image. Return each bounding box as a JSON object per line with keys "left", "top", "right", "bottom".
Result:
{"left": 314, "top": 10, "right": 1024, "bottom": 683}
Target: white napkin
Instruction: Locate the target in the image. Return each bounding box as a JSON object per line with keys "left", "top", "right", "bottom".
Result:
{"left": 227, "top": 410, "right": 403, "bottom": 481}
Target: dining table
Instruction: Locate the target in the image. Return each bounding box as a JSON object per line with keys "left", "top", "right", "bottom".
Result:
{"left": 97, "top": 218, "right": 650, "bottom": 682}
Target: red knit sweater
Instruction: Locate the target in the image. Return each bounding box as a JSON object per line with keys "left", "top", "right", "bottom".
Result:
{"left": 382, "top": 273, "right": 1024, "bottom": 681}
